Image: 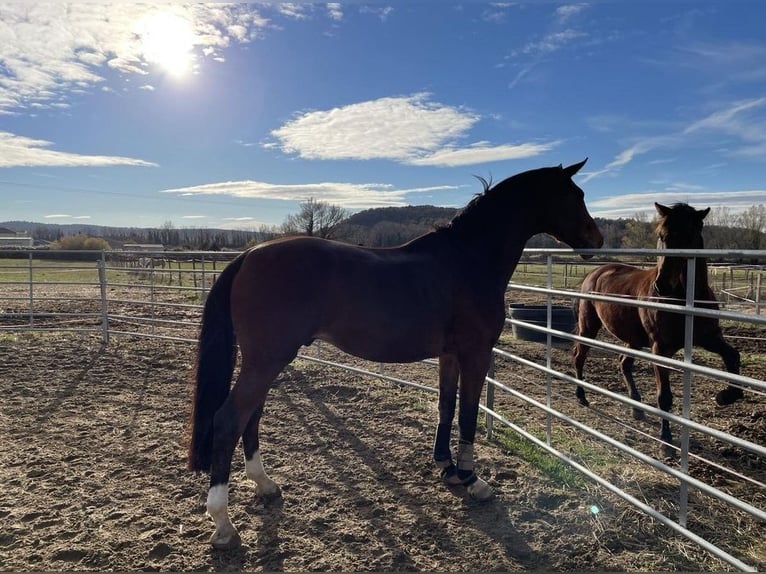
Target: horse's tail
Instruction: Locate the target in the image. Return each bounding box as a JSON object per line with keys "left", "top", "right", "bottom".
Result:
{"left": 187, "top": 251, "right": 248, "bottom": 473}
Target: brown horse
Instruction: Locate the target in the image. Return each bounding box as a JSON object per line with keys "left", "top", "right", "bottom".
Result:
{"left": 573, "top": 203, "right": 742, "bottom": 457}
{"left": 188, "top": 160, "right": 603, "bottom": 549}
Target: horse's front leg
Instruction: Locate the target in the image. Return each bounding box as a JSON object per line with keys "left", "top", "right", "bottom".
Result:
{"left": 453, "top": 352, "right": 493, "bottom": 501}
{"left": 651, "top": 345, "right": 675, "bottom": 459}
{"left": 701, "top": 335, "right": 743, "bottom": 406}
{"left": 433, "top": 354, "right": 459, "bottom": 480}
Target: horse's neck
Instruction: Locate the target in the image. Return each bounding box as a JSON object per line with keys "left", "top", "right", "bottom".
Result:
{"left": 694, "top": 257, "right": 711, "bottom": 293}
{"left": 470, "top": 222, "right": 533, "bottom": 289}
{"left": 446, "top": 192, "right": 539, "bottom": 289}
{"left": 660, "top": 255, "right": 711, "bottom": 295}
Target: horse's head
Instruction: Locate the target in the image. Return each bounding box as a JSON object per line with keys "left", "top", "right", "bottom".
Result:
{"left": 540, "top": 159, "right": 604, "bottom": 259}
{"left": 653, "top": 202, "right": 709, "bottom": 293}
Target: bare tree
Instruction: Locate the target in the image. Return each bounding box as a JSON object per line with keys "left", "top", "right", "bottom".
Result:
{"left": 281, "top": 198, "right": 348, "bottom": 239}
{"left": 738, "top": 204, "right": 766, "bottom": 250}
{"left": 621, "top": 211, "right": 654, "bottom": 251}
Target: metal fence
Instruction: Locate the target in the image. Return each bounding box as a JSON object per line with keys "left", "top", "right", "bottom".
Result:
{"left": 0, "top": 247, "right": 764, "bottom": 571}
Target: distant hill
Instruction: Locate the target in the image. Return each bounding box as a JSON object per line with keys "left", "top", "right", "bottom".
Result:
{"left": 344, "top": 205, "right": 458, "bottom": 227}
{"left": 336, "top": 205, "right": 457, "bottom": 247}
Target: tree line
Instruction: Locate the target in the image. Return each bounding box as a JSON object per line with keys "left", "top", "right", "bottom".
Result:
{"left": 5, "top": 200, "right": 765, "bottom": 256}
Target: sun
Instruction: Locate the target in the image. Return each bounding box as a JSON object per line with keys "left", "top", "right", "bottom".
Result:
{"left": 138, "top": 11, "right": 195, "bottom": 77}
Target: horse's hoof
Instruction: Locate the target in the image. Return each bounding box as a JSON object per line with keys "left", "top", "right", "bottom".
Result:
{"left": 632, "top": 408, "right": 646, "bottom": 421}
{"left": 660, "top": 443, "right": 676, "bottom": 461}
{"left": 577, "top": 397, "right": 590, "bottom": 407}
{"left": 442, "top": 472, "right": 463, "bottom": 487}
{"left": 467, "top": 476, "right": 493, "bottom": 501}
{"left": 210, "top": 528, "right": 241, "bottom": 550}
{"left": 257, "top": 480, "right": 282, "bottom": 499}
{"left": 715, "top": 387, "right": 744, "bottom": 406}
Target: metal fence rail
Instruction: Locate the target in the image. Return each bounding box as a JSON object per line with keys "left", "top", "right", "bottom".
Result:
{"left": 0, "top": 247, "right": 763, "bottom": 571}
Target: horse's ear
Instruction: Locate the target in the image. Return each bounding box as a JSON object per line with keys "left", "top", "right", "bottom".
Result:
{"left": 655, "top": 202, "right": 671, "bottom": 217}
{"left": 562, "top": 158, "right": 587, "bottom": 177}
{"left": 699, "top": 207, "right": 711, "bottom": 220}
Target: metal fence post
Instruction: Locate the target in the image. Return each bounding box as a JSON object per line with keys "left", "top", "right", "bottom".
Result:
{"left": 485, "top": 353, "right": 495, "bottom": 440}
{"left": 201, "top": 254, "right": 207, "bottom": 302}
{"left": 679, "top": 256, "right": 697, "bottom": 527}
{"left": 545, "top": 254, "right": 553, "bottom": 446}
{"left": 150, "top": 254, "right": 156, "bottom": 336}
{"left": 27, "top": 252, "right": 33, "bottom": 326}
{"left": 98, "top": 253, "right": 109, "bottom": 345}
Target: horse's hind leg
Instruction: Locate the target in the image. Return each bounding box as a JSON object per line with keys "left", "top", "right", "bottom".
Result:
{"left": 573, "top": 299, "right": 601, "bottom": 407}
{"left": 206, "top": 360, "right": 285, "bottom": 550}
{"left": 242, "top": 406, "right": 280, "bottom": 498}
{"left": 700, "top": 335, "right": 743, "bottom": 405}
{"left": 619, "top": 351, "right": 645, "bottom": 420}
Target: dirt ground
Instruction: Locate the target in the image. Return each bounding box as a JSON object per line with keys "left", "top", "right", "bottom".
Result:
{"left": 0, "top": 328, "right": 764, "bottom": 571}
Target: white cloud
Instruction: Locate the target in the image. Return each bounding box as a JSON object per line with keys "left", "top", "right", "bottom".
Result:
{"left": 0, "top": 131, "right": 156, "bottom": 168}
{"left": 159, "top": 179, "right": 460, "bottom": 209}
{"left": 269, "top": 94, "right": 555, "bottom": 166}
{"left": 326, "top": 3, "right": 343, "bottom": 21}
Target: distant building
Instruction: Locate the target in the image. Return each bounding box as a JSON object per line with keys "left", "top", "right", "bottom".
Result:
{"left": 0, "top": 228, "right": 34, "bottom": 248}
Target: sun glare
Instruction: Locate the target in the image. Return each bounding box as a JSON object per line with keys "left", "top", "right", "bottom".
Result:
{"left": 138, "top": 11, "right": 195, "bottom": 77}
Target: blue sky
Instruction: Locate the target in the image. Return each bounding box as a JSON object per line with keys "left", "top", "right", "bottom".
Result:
{"left": 2, "top": 2, "right": 766, "bottom": 230}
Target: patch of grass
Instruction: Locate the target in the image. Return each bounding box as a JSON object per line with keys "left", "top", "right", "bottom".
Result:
{"left": 488, "top": 424, "right": 587, "bottom": 488}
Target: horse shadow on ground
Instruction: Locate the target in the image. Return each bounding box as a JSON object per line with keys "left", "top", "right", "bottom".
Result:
{"left": 210, "top": 367, "right": 546, "bottom": 571}
{"left": 32, "top": 343, "right": 107, "bottom": 426}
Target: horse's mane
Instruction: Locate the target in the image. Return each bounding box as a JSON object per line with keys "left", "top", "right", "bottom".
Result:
{"left": 441, "top": 170, "right": 533, "bottom": 238}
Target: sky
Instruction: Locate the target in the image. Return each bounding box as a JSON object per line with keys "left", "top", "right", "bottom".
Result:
{"left": 2, "top": 2, "right": 766, "bottom": 231}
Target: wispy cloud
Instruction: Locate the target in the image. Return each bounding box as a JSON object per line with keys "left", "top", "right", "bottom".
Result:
{"left": 555, "top": 4, "right": 589, "bottom": 24}
{"left": 44, "top": 214, "right": 91, "bottom": 220}
{"left": 268, "top": 94, "right": 556, "bottom": 166}
{"left": 590, "top": 188, "right": 766, "bottom": 219}
{"left": 586, "top": 97, "right": 766, "bottom": 181}
{"left": 505, "top": 5, "right": 590, "bottom": 90}
{"left": 519, "top": 29, "right": 588, "bottom": 57}
{"left": 676, "top": 40, "right": 766, "bottom": 88}
{"left": 407, "top": 141, "right": 560, "bottom": 167}
{"left": 0, "top": 131, "right": 156, "bottom": 168}
{"left": 359, "top": 6, "right": 394, "bottom": 22}
{"left": 159, "top": 179, "right": 460, "bottom": 209}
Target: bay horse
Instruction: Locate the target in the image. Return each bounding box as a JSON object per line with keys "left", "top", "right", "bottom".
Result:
{"left": 188, "top": 160, "right": 604, "bottom": 549}
{"left": 573, "top": 202, "right": 742, "bottom": 457}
